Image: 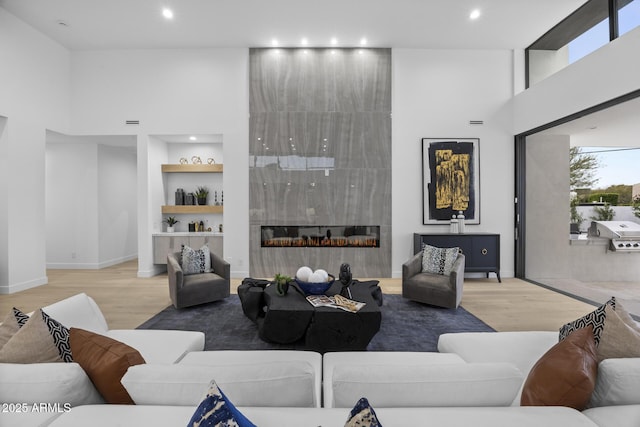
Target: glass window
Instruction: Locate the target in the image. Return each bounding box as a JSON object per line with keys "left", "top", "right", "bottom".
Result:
{"left": 619, "top": 0, "right": 640, "bottom": 37}
{"left": 568, "top": 17, "right": 609, "bottom": 63}
{"left": 527, "top": 0, "right": 610, "bottom": 86}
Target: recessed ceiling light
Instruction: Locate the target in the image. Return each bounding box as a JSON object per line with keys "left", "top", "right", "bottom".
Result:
{"left": 330, "top": 37, "right": 338, "bottom": 46}
{"left": 162, "top": 8, "right": 174, "bottom": 20}
{"left": 360, "top": 37, "right": 368, "bottom": 46}
{"left": 470, "top": 9, "right": 481, "bottom": 20}
{"left": 189, "top": 136, "right": 197, "bottom": 141}
{"left": 301, "top": 37, "right": 308, "bottom": 46}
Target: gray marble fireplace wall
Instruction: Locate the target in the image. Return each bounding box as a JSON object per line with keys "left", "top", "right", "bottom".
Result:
{"left": 249, "top": 48, "right": 391, "bottom": 278}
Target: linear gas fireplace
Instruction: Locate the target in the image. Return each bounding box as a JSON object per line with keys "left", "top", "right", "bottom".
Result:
{"left": 261, "top": 225, "right": 380, "bottom": 248}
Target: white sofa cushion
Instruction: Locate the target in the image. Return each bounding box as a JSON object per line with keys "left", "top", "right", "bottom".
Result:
{"left": 179, "top": 350, "right": 322, "bottom": 407}
{"left": 45, "top": 405, "right": 600, "bottom": 427}
{"left": 0, "top": 362, "right": 103, "bottom": 406}
{"left": 106, "top": 329, "right": 204, "bottom": 364}
{"left": 590, "top": 358, "right": 640, "bottom": 407}
{"left": 329, "top": 362, "right": 523, "bottom": 408}
{"left": 437, "top": 331, "right": 558, "bottom": 376}
{"left": 122, "top": 360, "right": 318, "bottom": 407}
{"left": 323, "top": 351, "right": 466, "bottom": 408}
{"left": 583, "top": 405, "right": 640, "bottom": 427}
{"left": 41, "top": 293, "right": 109, "bottom": 334}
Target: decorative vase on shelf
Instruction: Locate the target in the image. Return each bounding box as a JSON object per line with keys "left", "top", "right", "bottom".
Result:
{"left": 457, "top": 211, "right": 466, "bottom": 234}
{"left": 167, "top": 226, "right": 175, "bottom": 233}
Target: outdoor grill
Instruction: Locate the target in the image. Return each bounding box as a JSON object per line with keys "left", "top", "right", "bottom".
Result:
{"left": 588, "top": 221, "right": 640, "bottom": 252}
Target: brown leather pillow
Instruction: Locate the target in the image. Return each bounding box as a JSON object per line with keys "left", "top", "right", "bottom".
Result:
{"left": 521, "top": 326, "right": 597, "bottom": 410}
{"left": 70, "top": 328, "right": 145, "bottom": 404}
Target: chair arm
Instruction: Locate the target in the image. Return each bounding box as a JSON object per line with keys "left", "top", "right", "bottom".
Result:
{"left": 449, "top": 253, "right": 466, "bottom": 287}
{"left": 167, "top": 252, "right": 184, "bottom": 290}
{"left": 402, "top": 251, "right": 423, "bottom": 278}
{"left": 210, "top": 251, "right": 230, "bottom": 279}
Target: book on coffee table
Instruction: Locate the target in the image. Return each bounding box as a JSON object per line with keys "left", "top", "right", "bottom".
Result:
{"left": 305, "top": 294, "right": 366, "bottom": 313}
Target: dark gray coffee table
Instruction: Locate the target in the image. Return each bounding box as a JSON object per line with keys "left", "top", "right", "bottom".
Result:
{"left": 238, "top": 279, "right": 382, "bottom": 353}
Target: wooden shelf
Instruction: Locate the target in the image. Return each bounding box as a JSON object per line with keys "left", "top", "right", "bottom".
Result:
{"left": 162, "top": 205, "right": 224, "bottom": 214}
{"left": 161, "top": 164, "right": 223, "bottom": 173}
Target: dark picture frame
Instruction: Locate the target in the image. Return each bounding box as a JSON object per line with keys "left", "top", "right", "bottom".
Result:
{"left": 422, "top": 138, "right": 480, "bottom": 224}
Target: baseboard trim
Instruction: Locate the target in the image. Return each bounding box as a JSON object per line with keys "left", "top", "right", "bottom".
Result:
{"left": 138, "top": 265, "right": 166, "bottom": 278}
{"left": 0, "top": 276, "right": 48, "bottom": 294}
{"left": 47, "top": 254, "right": 137, "bottom": 270}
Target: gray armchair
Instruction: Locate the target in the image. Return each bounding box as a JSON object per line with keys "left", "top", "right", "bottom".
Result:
{"left": 402, "top": 252, "right": 465, "bottom": 309}
{"left": 167, "top": 250, "right": 230, "bottom": 309}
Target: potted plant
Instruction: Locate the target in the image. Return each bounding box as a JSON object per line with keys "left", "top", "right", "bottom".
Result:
{"left": 164, "top": 216, "right": 179, "bottom": 233}
{"left": 195, "top": 186, "right": 209, "bottom": 206}
{"left": 274, "top": 273, "right": 292, "bottom": 296}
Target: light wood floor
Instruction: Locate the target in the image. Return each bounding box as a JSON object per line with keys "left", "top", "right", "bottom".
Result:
{"left": 0, "top": 260, "right": 596, "bottom": 331}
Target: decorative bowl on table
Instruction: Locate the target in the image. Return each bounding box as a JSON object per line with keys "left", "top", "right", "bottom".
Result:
{"left": 294, "top": 274, "right": 335, "bottom": 295}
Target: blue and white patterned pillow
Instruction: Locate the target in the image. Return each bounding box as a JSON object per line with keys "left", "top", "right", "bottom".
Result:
{"left": 345, "top": 397, "right": 383, "bottom": 427}
{"left": 421, "top": 243, "right": 459, "bottom": 276}
{"left": 181, "top": 245, "right": 212, "bottom": 276}
{"left": 559, "top": 296, "right": 616, "bottom": 346}
{"left": 187, "top": 380, "right": 256, "bottom": 427}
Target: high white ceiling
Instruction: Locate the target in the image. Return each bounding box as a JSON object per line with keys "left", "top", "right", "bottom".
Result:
{"left": 5, "top": 0, "right": 638, "bottom": 148}
{"left": 0, "top": 0, "right": 587, "bottom": 50}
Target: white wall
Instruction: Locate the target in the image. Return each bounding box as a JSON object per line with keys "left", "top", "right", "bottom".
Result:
{"left": 392, "top": 49, "right": 516, "bottom": 278}
{"left": 97, "top": 144, "right": 137, "bottom": 266}
{"left": 0, "top": 8, "right": 70, "bottom": 293}
{"left": 69, "top": 49, "right": 249, "bottom": 277}
{"left": 45, "top": 143, "right": 99, "bottom": 267}
{"left": 514, "top": 26, "right": 640, "bottom": 134}
{"left": 45, "top": 142, "right": 137, "bottom": 269}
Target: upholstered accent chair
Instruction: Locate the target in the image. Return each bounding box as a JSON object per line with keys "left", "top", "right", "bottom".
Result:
{"left": 402, "top": 251, "right": 465, "bottom": 309}
{"left": 167, "top": 251, "right": 230, "bottom": 309}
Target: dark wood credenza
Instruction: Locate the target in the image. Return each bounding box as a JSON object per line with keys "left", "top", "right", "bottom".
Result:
{"left": 413, "top": 233, "right": 501, "bottom": 282}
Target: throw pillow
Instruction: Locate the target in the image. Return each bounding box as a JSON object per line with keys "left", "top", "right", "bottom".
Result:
{"left": 421, "top": 243, "right": 459, "bottom": 276}
{"left": 181, "top": 244, "right": 212, "bottom": 275}
{"left": 597, "top": 302, "right": 640, "bottom": 361}
{"left": 69, "top": 328, "right": 146, "bottom": 404}
{"left": 521, "top": 326, "right": 598, "bottom": 410}
{"left": 0, "top": 309, "right": 72, "bottom": 363}
{"left": 559, "top": 296, "right": 615, "bottom": 346}
{"left": 345, "top": 397, "right": 383, "bottom": 427}
{"left": 187, "top": 380, "right": 256, "bottom": 427}
{"left": 0, "top": 307, "right": 29, "bottom": 350}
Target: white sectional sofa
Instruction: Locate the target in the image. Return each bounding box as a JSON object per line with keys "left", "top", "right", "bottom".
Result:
{"left": 2, "top": 294, "right": 640, "bottom": 427}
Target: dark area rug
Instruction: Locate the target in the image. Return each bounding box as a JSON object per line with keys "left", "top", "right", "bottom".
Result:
{"left": 137, "top": 294, "right": 494, "bottom": 352}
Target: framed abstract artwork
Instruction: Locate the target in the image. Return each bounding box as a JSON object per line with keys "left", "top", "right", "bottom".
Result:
{"left": 422, "top": 138, "right": 480, "bottom": 225}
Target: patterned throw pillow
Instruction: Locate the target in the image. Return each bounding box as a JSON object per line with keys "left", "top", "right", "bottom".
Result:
{"left": 0, "top": 309, "right": 73, "bottom": 363}
{"left": 345, "top": 397, "right": 383, "bottom": 427}
{"left": 596, "top": 301, "right": 640, "bottom": 361}
{"left": 421, "top": 243, "right": 459, "bottom": 276}
{"left": 181, "top": 245, "right": 212, "bottom": 275}
{"left": 0, "top": 307, "right": 29, "bottom": 350}
{"left": 559, "top": 297, "right": 616, "bottom": 346}
{"left": 187, "top": 380, "right": 256, "bottom": 427}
